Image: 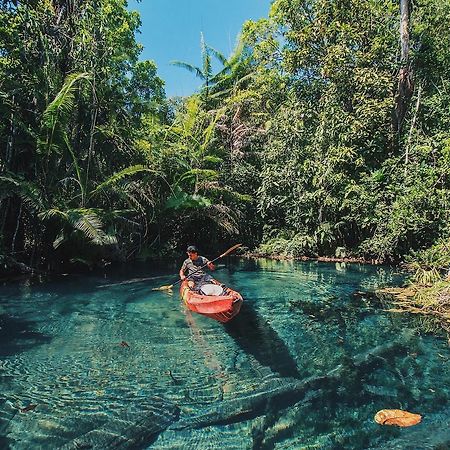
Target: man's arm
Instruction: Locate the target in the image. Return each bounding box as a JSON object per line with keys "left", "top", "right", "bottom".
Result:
{"left": 179, "top": 261, "right": 187, "bottom": 280}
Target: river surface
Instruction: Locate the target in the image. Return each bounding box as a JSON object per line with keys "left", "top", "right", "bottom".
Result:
{"left": 0, "top": 258, "right": 449, "bottom": 449}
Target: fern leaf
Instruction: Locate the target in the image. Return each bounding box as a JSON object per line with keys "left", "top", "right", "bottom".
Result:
{"left": 72, "top": 212, "right": 103, "bottom": 241}
{"left": 38, "top": 208, "right": 69, "bottom": 221}
{"left": 53, "top": 232, "right": 67, "bottom": 249}
{"left": 39, "top": 72, "right": 89, "bottom": 155}
{"left": 90, "top": 165, "right": 157, "bottom": 197}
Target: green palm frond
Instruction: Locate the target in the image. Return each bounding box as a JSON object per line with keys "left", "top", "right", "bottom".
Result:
{"left": 172, "top": 33, "right": 234, "bottom": 94}
{"left": 233, "top": 71, "right": 255, "bottom": 87}
{"left": 164, "top": 187, "right": 212, "bottom": 211}
{"left": 39, "top": 72, "right": 89, "bottom": 155}
{"left": 176, "top": 168, "right": 219, "bottom": 186}
{"left": 0, "top": 175, "right": 24, "bottom": 198}
{"left": 53, "top": 232, "right": 67, "bottom": 249}
{"left": 201, "top": 107, "right": 225, "bottom": 150}
{"left": 207, "top": 45, "right": 227, "bottom": 65}
{"left": 72, "top": 212, "right": 105, "bottom": 243}
{"left": 41, "top": 72, "right": 90, "bottom": 130}
{"left": 90, "top": 165, "right": 157, "bottom": 197}
{"left": 207, "top": 186, "right": 253, "bottom": 203}
{"left": 200, "top": 32, "right": 212, "bottom": 80}
{"left": 209, "top": 87, "right": 233, "bottom": 99}
{"left": 69, "top": 258, "right": 95, "bottom": 268}
{"left": 212, "top": 71, "right": 254, "bottom": 92}
{"left": 167, "top": 99, "right": 203, "bottom": 147}
{"left": 114, "top": 180, "right": 155, "bottom": 213}
{"left": 227, "top": 35, "right": 246, "bottom": 66}
{"left": 40, "top": 208, "right": 117, "bottom": 246}
{"left": 70, "top": 210, "right": 117, "bottom": 246}
{"left": 38, "top": 208, "right": 69, "bottom": 221}
{"left": 171, "top": 61, "right": 205, "bottom": 80}
{"left": 0, "top": 175, "right": 44, "bottom": 211}
{"left": 203, "top": 155, "right": 223, "bottom": 164}
{"left": 183, "top": 96, "right": 201, "bottom": 133}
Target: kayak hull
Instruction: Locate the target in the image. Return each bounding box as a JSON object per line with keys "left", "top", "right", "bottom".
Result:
{"left": 180, "top": 280, "right": 243, "bottom": 323}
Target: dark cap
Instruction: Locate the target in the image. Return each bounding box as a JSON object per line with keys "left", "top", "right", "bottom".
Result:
{"left": 186, "top": 245, "right": 198, "bottom": 253}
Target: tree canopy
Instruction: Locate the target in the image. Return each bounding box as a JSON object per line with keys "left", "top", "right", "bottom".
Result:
{"left": 1, "top": 0, "right": 449, "bottom": 276}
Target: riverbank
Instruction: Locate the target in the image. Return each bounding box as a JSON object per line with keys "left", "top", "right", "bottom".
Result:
{"left": 243, "top": 251, "right": 386, "bottom": 265}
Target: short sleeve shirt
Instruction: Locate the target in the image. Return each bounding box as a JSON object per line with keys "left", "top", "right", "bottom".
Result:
{"left": 181, "top": 256, "right": 209, "bottom": 277}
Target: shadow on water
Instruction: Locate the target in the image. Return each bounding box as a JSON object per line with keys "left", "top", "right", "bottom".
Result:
{"left": 224, "top": 302, "right": 300, "bottom": 379}
{"left": 0, "top": 314, "right": 51, "bottom": 357}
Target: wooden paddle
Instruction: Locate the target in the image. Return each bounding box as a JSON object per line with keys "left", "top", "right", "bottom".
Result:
{"left": 152, "top": 243, "right": 243, "bottom": 291}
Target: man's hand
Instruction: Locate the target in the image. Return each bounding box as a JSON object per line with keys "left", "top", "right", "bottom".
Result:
{"left": 207, "top": 262, "right": 215, "bottom": 270}
{"left": 180, "top": 274, "right": 186, "bottom": 280}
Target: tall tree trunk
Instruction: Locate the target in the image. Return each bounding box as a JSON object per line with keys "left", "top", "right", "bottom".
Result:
{"left": 405, "top": 84, "right": 422, "bottom": 173}
{"left": 395, "top": 0, "right": 413, "bottom": 135}
{"left": 85, "top": 80, "right": 98, "bottom": 207}
{"left": 4, "top": 94, "right": 15, "bottom": 171}
{"left": 11, "top": 199, "right": 22, "bottom": 255}
{"left": 1, "top": 198, "right": 10, "bottom": 242}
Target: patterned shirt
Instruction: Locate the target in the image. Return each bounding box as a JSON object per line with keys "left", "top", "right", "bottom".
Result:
{"left": 181, "top": 256, "right": 209, "bottom": 278}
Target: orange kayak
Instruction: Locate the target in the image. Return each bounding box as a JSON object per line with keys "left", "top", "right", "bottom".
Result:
{"left": 180, "top": 280, "right": 243, "bottom": 323}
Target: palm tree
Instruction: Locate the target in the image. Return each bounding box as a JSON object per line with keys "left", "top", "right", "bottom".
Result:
{"left": 208, "top": 37, "right": 254, "bottom": 101}
{"left": 158, "top": 96, "right": 247, "bottom": 238}
{"left": 33, "top": 73, "right": 162, "bottom": 257}
{"left": 172, "top": 33, "right": 216, "bottom": 105}
{"left": 172, "top": 33, "right": 253, "bottom": 108}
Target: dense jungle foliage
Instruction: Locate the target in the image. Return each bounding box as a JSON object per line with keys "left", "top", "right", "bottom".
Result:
{"left": 1, "top": 0, "right": 449, "bottom": 281}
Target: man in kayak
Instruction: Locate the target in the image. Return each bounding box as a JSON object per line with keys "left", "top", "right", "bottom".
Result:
{"left": 179, "top": 245, "right": 215, "bottom": 289}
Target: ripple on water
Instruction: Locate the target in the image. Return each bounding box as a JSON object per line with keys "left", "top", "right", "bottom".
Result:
{"left": 0, "top": 259, "right": 449, "bottom": 449}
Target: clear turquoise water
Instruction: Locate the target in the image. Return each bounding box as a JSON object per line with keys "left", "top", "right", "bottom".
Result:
{"left": 0, "top": 258, "right": 449, "bottom": 449}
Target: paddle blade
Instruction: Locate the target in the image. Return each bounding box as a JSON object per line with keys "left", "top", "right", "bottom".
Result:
{"left": 152, "top": 284, "right": 174, "bottom": 291}
{"left": 220, "top": 243, "right": 243, "bottom": 258}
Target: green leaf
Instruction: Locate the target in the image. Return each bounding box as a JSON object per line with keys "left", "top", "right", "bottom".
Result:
{"left": 164, "top": 187, "right": 212, "bottom": 211}
{"left": 90, "top": 165, "right": 158, "bottom": 197}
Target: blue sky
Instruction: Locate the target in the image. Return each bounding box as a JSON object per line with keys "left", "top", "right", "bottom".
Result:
{"left": 128, "top": 0, "right": 272, "bottom": 97}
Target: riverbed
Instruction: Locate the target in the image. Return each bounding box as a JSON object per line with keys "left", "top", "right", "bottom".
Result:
{"left": 0, "top": 258, "right": 449, "bottom": 449}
